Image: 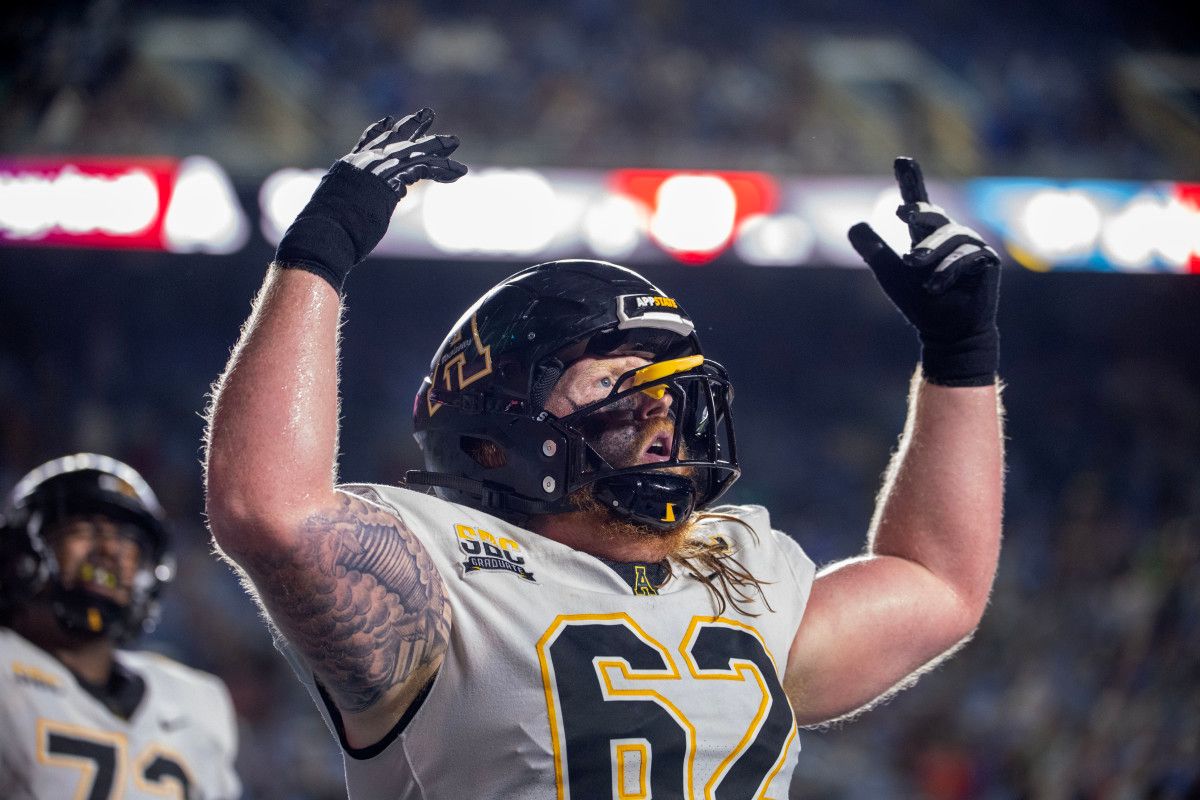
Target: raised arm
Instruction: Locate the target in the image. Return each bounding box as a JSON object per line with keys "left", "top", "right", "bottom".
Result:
{"left": 203, "top": 111, "right": 467, "bottom": 746}
{"left": 785, "top": 159, "right": 1004, "bottom": 725}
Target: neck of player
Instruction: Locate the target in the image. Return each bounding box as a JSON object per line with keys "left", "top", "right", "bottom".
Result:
{"left": 11, "top": 603, "right": 117, "bottom": 685}
{"left": 529, "top": 511, "right": 678, "bottom": 564}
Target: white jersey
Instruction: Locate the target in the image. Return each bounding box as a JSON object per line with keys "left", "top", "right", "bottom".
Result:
{"left": 279, "top": 484, "right": 816, "bottom": 800}
{"left": 0, "top": 627, "right": 241, "bottom": 800}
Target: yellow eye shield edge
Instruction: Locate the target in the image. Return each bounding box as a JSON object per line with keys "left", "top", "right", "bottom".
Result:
{"left": 631, "top": 355, "right": 705, "bottom": 400}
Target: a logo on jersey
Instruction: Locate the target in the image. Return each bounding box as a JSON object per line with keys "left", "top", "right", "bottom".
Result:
{"left": 455, "top": 523, "right": 536, "bottom": 582}
{"left": 632, "top": 565, "right": 658, "bottom": 596}
{"left": 12, "top": 662, "right": 62, "bottom": 692}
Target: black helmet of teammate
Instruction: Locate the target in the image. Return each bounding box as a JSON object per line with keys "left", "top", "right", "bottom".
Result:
{"left": 411, "top": 259, "right": 739, "bottom": 530}
{"left": 0, "top": 453, "right": 174, "bottom": 643}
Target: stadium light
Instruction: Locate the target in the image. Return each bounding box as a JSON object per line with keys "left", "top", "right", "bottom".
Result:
{"left": 583, "top": 194, "right": 647, "bottom": 261}
{"left": 422, "top": 169, "right": 561, "bottom": 255}
{"left": 0, "top": 157, "right": 247, "bottom": 253}
{"left": 734, "top": 213, "right": 816, "bottom": 266}
{"left": 163, "top": 156, "right": 250, "bottom": 254}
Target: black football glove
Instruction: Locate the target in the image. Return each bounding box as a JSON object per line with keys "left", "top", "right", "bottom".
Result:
{"left": 848, "top": 157, "right": 1000, "bottom": 387}
{"left": 274, "top": 108, "right": 467, "bottom": 291}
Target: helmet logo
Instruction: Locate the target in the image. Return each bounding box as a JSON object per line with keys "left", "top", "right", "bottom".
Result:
{"left": 616, "top": 294, "right": 694, "bottom": 337}
{"left": 427, "top": 313, "right": 493, "bottom": 416}
{"left": 661, "top": 503, "right": 676, "bottom": 523}
{"left": 99, "top": 474, "right": 139, "bottom": 500}
{"left": 635, "top": 295, "right": 679, "bottom": 309}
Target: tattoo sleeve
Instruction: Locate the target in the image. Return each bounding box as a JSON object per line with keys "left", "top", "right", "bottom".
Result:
{"left": 240, "top": 490, "right": 451, "bottom": 714}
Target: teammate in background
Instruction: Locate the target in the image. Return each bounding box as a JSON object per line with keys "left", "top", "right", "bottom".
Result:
{"left": 205, "top": 109, "right": 1003, "bottom": 798}
{"left": 0, "top": 453, "right": 241, "bottom": 799}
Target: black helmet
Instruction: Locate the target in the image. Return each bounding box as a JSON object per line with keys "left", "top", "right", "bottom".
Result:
{"left": 0, "top": 453, "right": 174, "bottom": 643}
{"left": 410, "top": 259, "right": 739, "bottom": 530}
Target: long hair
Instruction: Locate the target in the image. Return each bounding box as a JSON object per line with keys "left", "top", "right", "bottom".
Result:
{"left": 672, "top": 510, "right": 773, "bottom": 617}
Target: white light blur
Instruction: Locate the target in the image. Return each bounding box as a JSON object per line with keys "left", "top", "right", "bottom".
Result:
{"left": 1016, "top": 189, "right": 1101, "bottom": 261}
{"left": 97, "top": 171, "right": 159, "bottom": 235}
{"left": 1154, "top": 196, "right": 1200, "bottom": 267}
{"left": 734, "top": 213, "right": 816, "bottom": 265}
{"left": 648, "top": 174, "right": 736, "bottom": 253}
{"left": 258, "top": 168, "right": 323, "bottom": 244}
{"left": 163, "top": 156, "right": 249, "bottom": 254}
{"left": 0, "top": 166, "right": 159, "bottom": 238}
{"left": 583, "top": 194, "right": 647, "bottom": 260}
{"left": 793, "top": 184, "right": 899, "bottom": 267}
{"left": 0, "top": 172, "right": 56, "bottom": 237}
{"left": 422, "top": 169, "right": 559, "bottom": 255}
{"left": 58, "top": 168, "right": 158, "bottom": 235}
{"left": 1098, "top": 194, "right": 1161, "bottom": 269}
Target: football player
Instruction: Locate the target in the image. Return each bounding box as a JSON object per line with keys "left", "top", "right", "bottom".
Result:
{"left": 0, "top": 453, "right": 241, "bottom": 799}
{"left": 205, "top": 109, "right": 1003, "bottom": 798}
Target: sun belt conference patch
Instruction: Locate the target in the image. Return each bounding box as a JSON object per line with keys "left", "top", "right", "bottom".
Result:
{"left": 454, "top": 523, "right": 536, "bottom": 582}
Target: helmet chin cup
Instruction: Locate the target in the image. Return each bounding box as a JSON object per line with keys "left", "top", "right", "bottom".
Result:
{"left": 592, "top": 473, "right": 697, "bottom": 532}
{"left": 51, "top": 588, "right": 127, "bottom": 640}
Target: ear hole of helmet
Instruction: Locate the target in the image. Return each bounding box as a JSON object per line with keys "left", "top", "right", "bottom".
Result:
{"left": 529, "top": 359, "right": 563, "bottom": 412}
{"left": 461, "top": 436, "right": 508, "bottom": 469}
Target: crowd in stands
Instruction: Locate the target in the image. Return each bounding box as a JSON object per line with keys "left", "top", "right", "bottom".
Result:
{"left": 2, "top": 0, "right": 1193, "bottom": 179}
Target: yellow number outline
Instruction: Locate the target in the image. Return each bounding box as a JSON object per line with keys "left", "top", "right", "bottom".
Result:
{"left": 679, "top": 617, "right": 798, "bottom": 799}
{"left": 36, "top": 719, "right": 128, "bottom": 800}
{"left": 537, "top": 613, "right": 698, "bottom": 800}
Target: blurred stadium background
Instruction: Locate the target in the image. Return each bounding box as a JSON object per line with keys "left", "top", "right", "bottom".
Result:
{"left": 2, "top": 1, "right": 1199, "bottom": 798}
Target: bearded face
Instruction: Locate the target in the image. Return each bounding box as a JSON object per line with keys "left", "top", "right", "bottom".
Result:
{"left": 47, "top": 514, "right": 148, "bottom": 607}
{"left": 543, "top": 353, "right": 699, "bottom": 549}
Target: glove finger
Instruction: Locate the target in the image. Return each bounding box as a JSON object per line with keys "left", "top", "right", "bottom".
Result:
{"left": 385, "top": 157, "right": 469, "bottom": 189}
{"left": 392, "top": 108, "right": 435, "bottom": 141}
{"left": 897, "top": 202, "right": 948, "bottom": 225}
{"left": 902, "top": 210, "right": 951, "bottom": 230}
{"left": 391, "top": 163, "right": 431, "bottom": 187}
{"left": 411, "top": 133, "right": 461, "bottom": 156}
{"left": 423, "top": 158, "right": 469, "bottom": 182}
{"left": 378, "top": 134, "right": 461, "bottom": 161}
{"left": 896, "top": 203, "right": 947, "bottom": 244}
{"left": 894, "top": 158, "right": 934, "bottom": 247}
{"left": 849, "top": 222, "right": 911, "bottom": 298}
{"left": 354, "top": 116, "right": 394, "bottom": 152}
{"left": 894, "top": 158, "right": 929, "bottom": 205}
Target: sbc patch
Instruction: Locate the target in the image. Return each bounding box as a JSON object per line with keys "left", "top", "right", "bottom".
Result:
{"left": 454, "top": 523, "right": 536, "bottom": 582}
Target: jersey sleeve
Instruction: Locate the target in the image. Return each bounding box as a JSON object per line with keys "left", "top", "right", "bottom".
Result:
{"left": 268, "top": 618, "right": 340, "bottom": 739}
{"left": 0, "top": 665, "right": 19, "bottom": 789}
{"left": 704, "top": 502, "right": 818, "bottom": 635}
{"left": 208, "top": 673, "right": 243, "bottom": 800}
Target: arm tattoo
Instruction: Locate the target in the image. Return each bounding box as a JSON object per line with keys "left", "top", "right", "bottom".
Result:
{"left": 240, "top": 490, "right": 451, "bottom": 714}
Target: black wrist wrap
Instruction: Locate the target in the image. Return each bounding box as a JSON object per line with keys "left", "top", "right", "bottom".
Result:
{"left": 274, "top": 161, "right": 400, "bottom": 292}
{"left": 920, "top": 327, "right": 999, "bottom": 387}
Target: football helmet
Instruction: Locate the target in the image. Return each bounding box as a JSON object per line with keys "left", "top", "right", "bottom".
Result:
{"left": 0, "top": 453, "right": 174, "bottom": 643}
{"left": 410, "top": 259, "right": 739, "bottom": 530}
